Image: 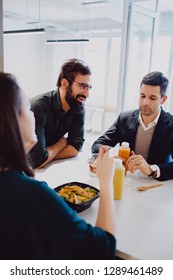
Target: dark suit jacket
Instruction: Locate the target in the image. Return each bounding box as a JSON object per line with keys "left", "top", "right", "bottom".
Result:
{"left": 91, "top": 109, "right": 173, "bottom": 181}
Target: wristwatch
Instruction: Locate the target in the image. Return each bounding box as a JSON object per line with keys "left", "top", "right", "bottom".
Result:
{"left": 148, "top": 165, "right": 157, "bottom": 178}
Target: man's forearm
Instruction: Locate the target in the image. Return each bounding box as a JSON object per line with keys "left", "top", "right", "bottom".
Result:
{"left": 54, "top": 144, "right": 78, "bottom": 159}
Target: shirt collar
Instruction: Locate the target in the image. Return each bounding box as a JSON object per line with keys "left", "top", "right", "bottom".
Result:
{"left": 52, "top": 89, "right": 65, "bottom": 113}
{"left": 138, "top": 109, "right": 161, "bottom": 130}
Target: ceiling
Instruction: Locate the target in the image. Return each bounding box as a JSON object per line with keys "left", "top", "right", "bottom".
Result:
{"left": 3, "top": 0, "right": 173, "bottom": 39}
{"left": 3, "top": 0, "right": 123, "bottom": 39}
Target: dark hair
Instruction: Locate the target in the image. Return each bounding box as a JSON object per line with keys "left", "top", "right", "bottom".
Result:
{"left": 56, "top": 58, "right": 91, "bottom": 87}
{"left": 140, "top": 71, "right": 169, "bottom": 97}
{"left": 0, "top": 72, "right": 34, "bottom": 177}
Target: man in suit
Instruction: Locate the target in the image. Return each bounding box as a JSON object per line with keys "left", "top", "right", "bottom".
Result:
{"left": 91, "top": 71, "right": 173, "bottom": 181}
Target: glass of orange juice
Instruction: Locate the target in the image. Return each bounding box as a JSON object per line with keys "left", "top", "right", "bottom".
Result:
{"left": 88, "top": 153, "right": 98, "bottom": 177}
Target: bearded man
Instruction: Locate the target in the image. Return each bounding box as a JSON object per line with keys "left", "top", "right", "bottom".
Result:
{"left": 29, "top": 58, "right": 92, "bottom": 169}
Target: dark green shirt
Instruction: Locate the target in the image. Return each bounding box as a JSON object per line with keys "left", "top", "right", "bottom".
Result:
{"left": 0, "top": 169, "right": 116, "bottom": 260}
{"left": 29, "top": 90, "right": 85, "bottom": 168}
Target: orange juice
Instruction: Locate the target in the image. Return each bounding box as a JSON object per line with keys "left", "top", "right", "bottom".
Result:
{"left": 118, "top": 142, "right": 130, "bottom": 163}
{"left": 113, "top": 159, "right": 125, "bottom": 200}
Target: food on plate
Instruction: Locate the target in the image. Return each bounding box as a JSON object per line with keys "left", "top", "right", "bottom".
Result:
{"left": 57, "top": 185, "right": 98, "bottom": 204}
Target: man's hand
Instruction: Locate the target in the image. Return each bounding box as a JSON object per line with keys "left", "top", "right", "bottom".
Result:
{"left": 126, "top": 151, "right": 151, "bottom": 176}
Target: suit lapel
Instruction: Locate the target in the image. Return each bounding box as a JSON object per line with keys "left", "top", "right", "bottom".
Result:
{"left": 126, "top": 110, "right": 139, "bottom": 150}
{"left": 148, "top": 109, "right": 169, "bottom": 161}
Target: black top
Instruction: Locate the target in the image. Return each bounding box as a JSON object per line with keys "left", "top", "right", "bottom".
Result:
{"left": 0, "top": 169, "right": 116, "bottom": 260}
{"left": 29, "top": 90, "right": 85, "bottom": 168}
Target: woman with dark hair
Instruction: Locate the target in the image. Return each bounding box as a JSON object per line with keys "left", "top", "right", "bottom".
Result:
{"left": 0, "top": 72, "right": 116, "bottom": 260}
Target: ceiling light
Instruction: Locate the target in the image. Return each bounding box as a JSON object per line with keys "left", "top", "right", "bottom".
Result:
{"left": 81, "top": 0, "right": 110, "bottom": 6}
{"left": 3, "top": 28, "right": 45, "bottom": 35}
{"left": 47, "top": 39, "right": 89, "bottom": 44}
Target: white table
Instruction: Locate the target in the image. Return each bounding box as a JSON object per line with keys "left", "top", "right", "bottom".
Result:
{"left": 35, "top": 152, "right": 173, "bottom": 260}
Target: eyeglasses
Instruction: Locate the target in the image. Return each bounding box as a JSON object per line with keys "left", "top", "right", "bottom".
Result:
{"left": 73, "top": 80, "right": 92, "bottom": 91}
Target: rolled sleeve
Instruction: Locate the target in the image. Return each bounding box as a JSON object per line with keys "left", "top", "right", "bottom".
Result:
{"left": 29, "top": 144, "right": 49, "bottom": 169}
{"left": 29, "top": 101, "right": 49, "bottom": 168}
{"left": 68, "top": 113, "right": 85, "bottom": 151}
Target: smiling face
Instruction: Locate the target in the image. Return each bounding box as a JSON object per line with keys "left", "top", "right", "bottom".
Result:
{"left": 139, "top": 84, "right": 167, "bottom": 119}
{"left": 65, "top": 73, "right": 91, "bottom": 113}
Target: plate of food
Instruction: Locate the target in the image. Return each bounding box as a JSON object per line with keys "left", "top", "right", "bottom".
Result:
{"left": 54, "top": 182, "right": 99, "bottom": 212}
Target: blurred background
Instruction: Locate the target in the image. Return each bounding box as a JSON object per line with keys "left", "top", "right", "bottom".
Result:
{"left": 1, "top": 0, "right": 173, "bottom": 140}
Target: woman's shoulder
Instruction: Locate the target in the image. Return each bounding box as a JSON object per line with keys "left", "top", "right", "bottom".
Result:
{"left": 3, "top": 169, "right": 73, "bottom": 214}
{"left": 1, "top": 169, "right": 50, "bottom": 194}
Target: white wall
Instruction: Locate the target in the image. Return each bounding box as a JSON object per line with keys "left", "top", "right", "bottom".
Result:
{"left": 4, "top": 33, "right": 84, "bottom": 98}
{"left": 45, "top": 43, "right": 84, "bottom": 92}
{"left": 4, "top": 33, "right": 46, "bottom": 97}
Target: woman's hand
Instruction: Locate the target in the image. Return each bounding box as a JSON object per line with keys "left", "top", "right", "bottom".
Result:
{"left": 95, "top": 145, "right": 116, "bottom": 236}
{"left": 96, "top": 146, "right": 114, "bottom": 188}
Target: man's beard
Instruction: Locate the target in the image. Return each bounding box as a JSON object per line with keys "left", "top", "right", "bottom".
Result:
{"left": 140, "top": 105, "right": 159, "bottom": 116}
{"left": 65, "top": 88, "right": 86, "bottom": 114}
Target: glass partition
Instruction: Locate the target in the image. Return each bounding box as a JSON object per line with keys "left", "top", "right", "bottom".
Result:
{"left": 123, "top": 8, "right": 156, "bottom": 110}
{"left": 119, "top": 1, "right": 158, "bottom": 112}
